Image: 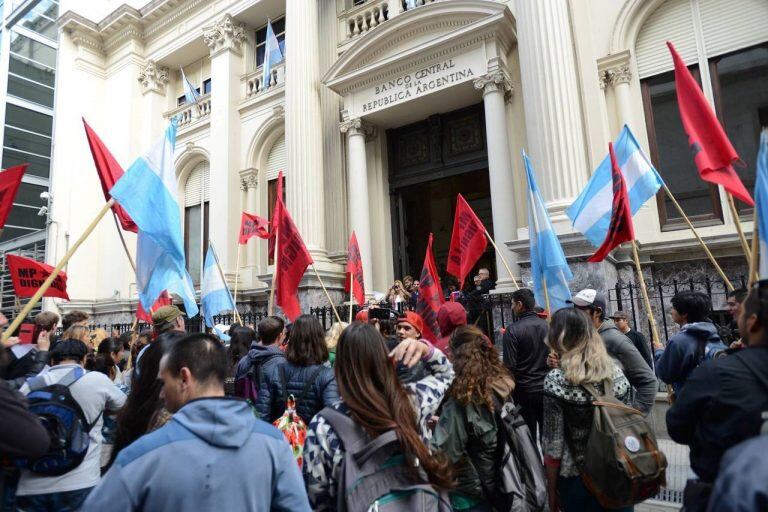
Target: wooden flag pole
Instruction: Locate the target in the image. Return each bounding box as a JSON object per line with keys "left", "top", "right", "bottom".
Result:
{"left": 110, "top": 211, "right": 143, "bottom": 332}
{"left": 210, "top": 242, "right": 242, "bottom": 325}
{"left": 663, "top": 184, "right": 733, "bottom": 291}
{"left": 748, "top": 209, "right": 759, "bottom": 287}
{"left": 483, "top": 230, "right": 520, "bottom": 291}
{"left": 268, "top": 235, "right": 279, "bottom": 316}
{"left": 541, "top": 274, "right": 552, "bottom": 314}
{"left": 630, "top": 240, "right": 661, "bottom": 347}
{"left": 348, "top": 272, "right": 354, "bottom": 324}
{"left": 311, "top": 264, "right": 342, "bottom": 324}
{"left": 232, "top": 244, "right": 242, "bottom": 323}
{"left": 2, "top": 199, "right": 115, "bottom": 343}
{"left": 727, "top": 193, "right": 752, "bottom": 265}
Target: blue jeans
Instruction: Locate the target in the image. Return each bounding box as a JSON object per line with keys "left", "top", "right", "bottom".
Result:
{"left": 558, "top": 476, "right": 634, "bottom": 512}
{"left": 15, "top": 487, "right": 93, "bottom": 512}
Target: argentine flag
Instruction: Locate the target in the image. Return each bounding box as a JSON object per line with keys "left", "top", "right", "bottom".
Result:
{"left": 201, "top": 245, "right": 236, "bottom": 328}
{"left": 567, "top": 125, "right": 664, "bottom": 247}
{"left": 180, "top": 67, "right": 201, "bottom": 105}
{"left": 525, "top": 152, "right": 573, "bottom": 312}
{"left": 262, "top": 20, "right": 283, "bottom": 91}
{"left": 757, "top": 130, "right": 768, "bottom": 279}
{"left": 110, "top": 119, "right": 199, "bottom": 317}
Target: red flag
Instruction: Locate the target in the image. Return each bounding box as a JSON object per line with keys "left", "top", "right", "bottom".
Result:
{"left": 239, "top": 212, "right": 270, "bottom": 244}
{"left": 446, "top": 194, "right": 488, "bottom": 288}
{"left": 275, "top": 198, "right": 313, "bottom": 321}
{"left": 588, "top": 143, "right": 635, "bottom": 262}
{"left": 6, "top": 254, "right": 69, "bottom": 300}
{"left": 344, "top": 232, "right": 365, "bottom": 306}
{"left": 268, "top": 171, "right": 285, "bottom": 259}
{"left": 415, "top": 233, "right": 444, "bottom": 342}
{"left": 136, "top": 290, "right": 172, "bottom": 323}
{"left": 82, "top": 119, "right": 138, "bottom": 232}
{"left": 0, "top": 165, "right": 26, "bottom": 230}
{"left": 667, "top": 42, "right": 753, "bottom": 206}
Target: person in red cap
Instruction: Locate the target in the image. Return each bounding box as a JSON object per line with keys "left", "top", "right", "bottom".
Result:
{"left": 436, "top": 302, "right": 467, "bottom": 354}
{"left": 396, "top": 311, "right": 424, "bottom": 342}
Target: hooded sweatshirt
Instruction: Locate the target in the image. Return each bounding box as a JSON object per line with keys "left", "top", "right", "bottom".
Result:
{"left": 654, "top": 321, "right": 726, "bottom": 394}
{"left": 234, "top": 342, "right": 286, "bottom": 385}
{"left": 81, "top": 397, "right": 310, "bottom": 512}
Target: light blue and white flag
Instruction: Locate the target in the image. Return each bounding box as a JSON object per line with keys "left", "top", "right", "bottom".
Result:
{"left": 524, "top": 151, "right": 573, "bottom": 312}
{"left": 567, "top": 125, "right": 664, "bottom": 247}
{"left": 180, "top": 67, "right": 201, "bottom": 105}
{"left": 262, "top": 19, "right": 283, "bottom": 91}
{"left": 201, "top": 244, "right": 236, "bottom": 328}
{"left": 110, "top": 119, "right": 199, "bottom": 317}
{"left": 757, "top": 129, "right": 768, "bottom": 279}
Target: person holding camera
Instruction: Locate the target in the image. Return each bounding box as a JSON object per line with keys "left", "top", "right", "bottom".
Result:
{"left": 386, "top": 280, "right": 411, "bottom": 312}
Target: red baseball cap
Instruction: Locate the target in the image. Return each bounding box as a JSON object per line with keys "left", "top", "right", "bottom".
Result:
{"left": 355, "top": 310, "right": 368, "bottom": 322}
{"left": 397, "top": 311, "right": 424, "bottom": 337}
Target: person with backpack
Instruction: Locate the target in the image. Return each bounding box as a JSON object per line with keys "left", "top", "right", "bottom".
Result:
{"left": 431, "top": 325, "right": 515, "bottom": 511}
{"left": 654, "top": 290, "right": 727, "bottom": 395}
{"left": 303, "top": 322, "right": 455, "bottom": 511}
{"left": 15, "top": 339, "right": 126, "bottom": 511}
{"left": 666, "top": 283, "right": 768, "bottom": 511}
{"left": 234, "top": 316, "right": 286, "bottom": 402}
{"left": 82, "top": 333, "right": 311, "bottom": 511}
{"left": 543, "top": 308, "right": 635, "bottom": 512}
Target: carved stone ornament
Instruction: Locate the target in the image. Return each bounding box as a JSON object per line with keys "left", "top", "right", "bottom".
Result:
{"left": 607, "top": 65, "right": 632, "bottom": 86}
{"left": 340, "top": 118, "right": 376, "bottom": 141}
{"left": 598, "top": 70, "right": 609, "bottom": 90}
{"left": 203, "top": 14, "right": 246, "bottom": 55}
{"left": 473, "top": 70, "right": 513, "bottom": 101}
{"left": 137, "top": 60, "right": 169, "bottom": 94}
{"left": 273, "top": 105, "right": 285, "bottom": 120}
{"left": 239, "top": 168, "right": 259, "bottom": 190}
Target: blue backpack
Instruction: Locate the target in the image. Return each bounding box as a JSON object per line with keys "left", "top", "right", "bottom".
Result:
{"left": 23, "top": 367, "right": 101, "bottom": 476}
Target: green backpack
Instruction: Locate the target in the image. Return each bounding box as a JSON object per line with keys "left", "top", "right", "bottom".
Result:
{"left": 578, "top": 381, "right": 667, "bottom": 509}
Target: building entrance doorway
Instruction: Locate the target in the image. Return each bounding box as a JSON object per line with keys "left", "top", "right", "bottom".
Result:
{"left": 387, "top": 103, "right": 494, "bottom": 287}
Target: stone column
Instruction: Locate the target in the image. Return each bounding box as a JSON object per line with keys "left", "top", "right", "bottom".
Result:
{"left": 473, "top": 69, "right": 519, "bottom": 290}
{"left": 239, "top": 168, "right": 259, "bottom": 268}
{"left": 285, "top": 0, "right": 327, "bottom": 261}
{"left": 340, "top": 117, "right": 374, "bottom": 295}
{"left": 607, "top": 65, "right": 633, "bottom": 130}
{"left": 204, "top": 14, "right": 245, "bottom": 274}
{"left": 516, "top": 0, "right": 589, "bottom": 215}
{"left": 137, "top": 60, "right": 169, "bottom": 145}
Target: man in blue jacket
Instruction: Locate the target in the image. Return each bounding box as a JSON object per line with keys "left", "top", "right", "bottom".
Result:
{"left": 82, "top": 333, "right": 311, "bottom": 512}
{"left": 654, "top": 290, "right": 726, "bottom": 394}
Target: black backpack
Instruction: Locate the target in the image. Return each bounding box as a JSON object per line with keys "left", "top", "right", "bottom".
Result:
{"left": 23, "top": 367, "right": 102, "bottom": 476}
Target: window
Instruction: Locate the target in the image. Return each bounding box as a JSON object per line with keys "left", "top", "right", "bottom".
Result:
{"left": 3, "top": 104, "right": 53, "bottom": 179}
{"left": 0, "top": 182, "right": 47, "bottom": 243}
{"left": 176, "top": 79, "right": 210, "bottom": 106}
{"left": 203, "top": 78, "right": 211, "bottom": 94}
{"left": 7, "top": 30, "right": 56, "bottom": 108}
{"left": 19, "top": 0, "right": 59, "bottom": 41}
{"left": 183, "top": 162, "right": 210, "bottom": 284}
{"left": 642, "top": 43, "right": 768, "bottom": 228}
{"left": 255, "top": 17, "right": 285, "bottom": 67}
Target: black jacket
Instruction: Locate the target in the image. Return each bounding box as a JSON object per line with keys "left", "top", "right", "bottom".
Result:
{"left": 666, "top": 346, "right": 768, "bottom": 482}
{"left": 256, "top": 360, "right": 338, "bottom": 424}
{"left": 502, "top": 311, "right": 549, "bottom": 394}
{"left": 1, "top": 346, "right": 49, "bottom": 391}
{"left": 625, "top": 328, "right": 653, "bottom": 369}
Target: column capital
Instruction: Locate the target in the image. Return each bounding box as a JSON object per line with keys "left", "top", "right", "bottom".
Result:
{"left": 597, "top": 49, "right": 633, "bottom": 88}
{"left": 606, "top": 65, "right": 632, "bottom": 86}
{"left": 598, "top": 70, "right": 609, "bottom": 90}
{"left": 473, "top": 70, "right": 513, "bottom": 101}
{"left": 203, "top": 14, "right": 246, "bottom": 57}
{"left": 239, "top": 167, "right": 258, "bottom": 191}
{"left": 340, "top": 117, "right": 376, "bottom": 141}
{"left": 137, "top": 60, "right": 169, "bottom": 95}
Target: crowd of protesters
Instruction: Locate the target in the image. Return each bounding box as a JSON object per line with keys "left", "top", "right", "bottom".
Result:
{"left": 1, "top": 278, "right": 768, "bottom": 511}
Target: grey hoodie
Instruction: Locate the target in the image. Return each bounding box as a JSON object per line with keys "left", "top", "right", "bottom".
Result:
{"left": 82, "top": 397, "right": 310, "bottom": 512}
{"left": 598, "top": 319, "right": 658, "bottom": 414}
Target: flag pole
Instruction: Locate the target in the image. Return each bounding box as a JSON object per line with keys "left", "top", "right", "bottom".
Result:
{"left": 311, "top": 264, "right": 342, "bottom": 324}
{"left": 268, "top": 234, "right": 279, "bottom": 316}
{"left": 630, "top": 240, "right": 661, "bottom": 347}
{"left": 727, "top": 193, "right": 752, "bottom": 264}
{"left": 663, "top": 184, "right": 734, "bottom": 290}
{"left": 233, "top": 243, "right": 242, "bottom": 321}
{"left": 348, "top": 272, "right": 354, "bottom": 324}
{"left": 210, "top": 242, "right": 241, "bottom": 325}
{"left": 2, "top": 199, "right": 115, "bottom": 343}
{"left": 541, "top": 275, "right": 551, "bottom": 314}
{"left": 109, "top": 211, "right": 144, "bottom": 331}
{"left": 483, "top": 230, "right": 520, "bottom": 290}
{"left": 748, "top": 209, "right": 759, "bottom": 287}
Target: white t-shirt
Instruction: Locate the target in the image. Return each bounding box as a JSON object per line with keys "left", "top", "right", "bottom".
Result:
{"left": 17, "top": 363, "right": 127, "bottom": 495}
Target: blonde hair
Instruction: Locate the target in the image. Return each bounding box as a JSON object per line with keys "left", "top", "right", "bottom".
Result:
{"left": 89, "top": 328, "right": 108, "bottom": 350}
{"left": 548, "top": 308, "right": 614, "bottom": 386}
{"left": 63, "top": 325, "right": 91, "bottom": 344}
{"left": 325, "top": 322, "right": 349, "bottom": 350}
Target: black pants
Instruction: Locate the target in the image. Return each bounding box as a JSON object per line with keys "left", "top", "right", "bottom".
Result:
{"left": 515, "top": 389, "right": 544, "bottom": 443}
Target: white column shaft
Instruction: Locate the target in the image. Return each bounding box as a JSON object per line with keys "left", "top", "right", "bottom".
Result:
{"left": 346, "top": 130, "right": 373, "bottom": 295}
{"left": 614, "top": 81, "right": 633, "bottom": 130}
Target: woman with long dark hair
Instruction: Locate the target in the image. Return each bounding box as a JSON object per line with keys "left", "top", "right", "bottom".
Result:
{"left": 225, "top": 325, "right": 255, "bottom": 395}
{"left": 256, "top": 314, "right": 338, "bottom": 423}
{"left": 303, "top": 322, "right": 455, "bottom": 510}
{"left": 96, "top": 337, "right": 126, "bottom": 385}
{"left": 543, "top": 308, "right": 631, "bottom": 512}
{"left": 431, "top": 325, "right": 515, "bottom": 511}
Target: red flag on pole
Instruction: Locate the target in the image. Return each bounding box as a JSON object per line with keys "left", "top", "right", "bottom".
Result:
{"left": 344, "top": 232, "right": 365, "bottom": 306}
{"left": 0, "top": 165, "right": 26, "bottom": 230}
{"left": 667, "top": 42, "right": 753, "bottom": 206}
{"left": 268, "top": 171, "right": 285, "bottom": 259}
{"left": 239, "top": 212, "right": 270, "bottom": 244}
{"left": 415, "top": 233, "right": 444, "bottom": 342}
{"left": 275, "top": 197, "right": 313, "bottom": 321}
{"left": 6, "top": 254, "right": 69, "bottom": 300}
{"left": 446, "top": 194, "right": 488, "bottom": 288}
{"left": 136, "top": 290, "right": 172, "bottom": 323}
{"left": 82, "top": 119, "right": 138, "bottom": 232}
{"left": 588, "top": 143, "right": 635, "bottom": 262}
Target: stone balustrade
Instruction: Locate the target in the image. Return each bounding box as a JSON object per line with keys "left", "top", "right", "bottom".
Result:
{"left": 338, "top": 0, "right": 442, "bottom": 44}
{"left": 243, "top": 61, "right": 285, "bottom": 99}
{"left": 163, "top": 93, "right": 211, "bottom": 127}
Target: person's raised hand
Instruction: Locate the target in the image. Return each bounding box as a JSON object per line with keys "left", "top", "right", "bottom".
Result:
{"left": 36, "top": 330, "right": 51, "bottom": 351}
{"left": 2, "top": 336, "right": 20, "bottom": 349}
{"left": 389, "top": 338, "right": 429, "bottom": 368}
